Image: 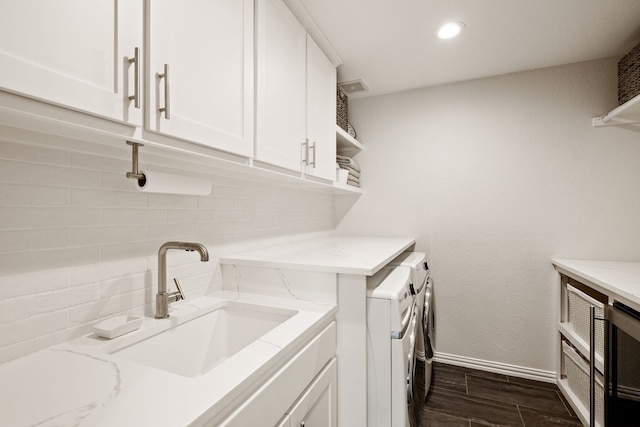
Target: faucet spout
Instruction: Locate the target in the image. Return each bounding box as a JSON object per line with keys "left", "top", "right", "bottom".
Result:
{"left": 156, "top": 241, "right": 210, "bottom": 319}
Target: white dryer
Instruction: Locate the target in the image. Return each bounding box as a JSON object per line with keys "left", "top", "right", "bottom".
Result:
{"left": 366, "top": 266, "right": 418, "bottom": 427}
{"left": 389, "top": 252, "right": 434, "bottom": 401}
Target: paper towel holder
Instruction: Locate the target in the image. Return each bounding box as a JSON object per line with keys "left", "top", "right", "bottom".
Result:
{"left": 125, "top": 141, "right": 146, "bottom": 184}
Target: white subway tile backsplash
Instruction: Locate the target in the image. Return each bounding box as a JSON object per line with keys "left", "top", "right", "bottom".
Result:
{"left": 0, "top": 311, "right": 68, "bottom": 347}
{"left": 69, "top": 258, "right": 148, "bottom": 289}
{"left": 100, "top": 190, "right": 149, "bottom": 208}
{"left": 0, "top": 140, "right": 69, "bottom": 166}
{"left": 198, "top": 196, "right": 234, "bottom": 209}
{"left": 71, "top": 189, "right": 148, "bottom": 208}
{"left": 168, "top": 261, "right": 218, "bottom": 281}
{"left": 99, "top": 240, "right": 161, "bottom": 262}
{"left": 0, "top": 283, "right": 100, "bottom": 324}
{"left": 69, "top": 225, "right": 146, "bottom": 246}
{"left": 0, "top": 207, "right": 100, "bottom": 229}
{"left": 211, "top": 183, "right": 248, "bottom": 199}
{"left": 0, "top": 246, "right": 101, "bottom": 275}
{"left": 0, "top": 184, "right": 70, "bottom": 207}
{"left": 166, "top": 208, "right": 212, "bottom": 224}
{"left": 101, "top": 171, "right": 137, "bottom": 191}
{"left": 147, "top": 223, "right": 199, "bottom": 241}
{"left": 0, "top": 138, "right": 335, "bottom": 362}
{"left": 101, "top": 208, "right": 167, "bottom": 225}
{"left": 0, "top": 228, "right": 69, "bottom": 252}
{"left": 0, "top": 159, "right": 101, "bottom": 189}
{"left": 0, "top": 269, "right": 69, "bottom": 300}
{"left": 99, "top": 273, "right": 149, "bottom": 298}
{"left": 147, "top": 193, "right": 200, "bottom": 209}
{"left": 69, "top": 289, "right": 149, "bottom": 325}
{"left": 211, "top": 209, "right": 243, "bottom": 222}
{"left": 69, "top": 151, "right": 129, "bottom": 172}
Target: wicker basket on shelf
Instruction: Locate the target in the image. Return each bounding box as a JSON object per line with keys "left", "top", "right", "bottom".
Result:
{"left": 618, "top": 42, "right": 640, "bottom": 105}
{"left": 336, "top": 87, "right": 348, "bottom": 131}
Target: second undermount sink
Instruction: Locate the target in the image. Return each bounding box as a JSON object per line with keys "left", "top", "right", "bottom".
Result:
{"left": 111, "top": 301, "right": 297, "bottom": 377}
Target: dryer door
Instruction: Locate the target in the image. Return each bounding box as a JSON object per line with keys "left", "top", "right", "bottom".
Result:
{"left": 424, "top": 280, "right": 435, "bottom": 360}
{"left": 406, "top": 301, "right": 419, "bottom": 427}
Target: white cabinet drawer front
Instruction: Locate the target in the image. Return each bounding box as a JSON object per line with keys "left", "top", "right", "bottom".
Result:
{"left": 561, "top": 341, "right": 604, "bottom": 427}
{"left": 566, "top": 284, "right": 605, "bottom": 359}
{"left": 0, "top": 0, "right": 142, "bottom": 124}
{"left": 288, "top": 358, "right": 337, "bottom": 427}
{"left": 219, "top": 321, "right": 336, "bottom": 427}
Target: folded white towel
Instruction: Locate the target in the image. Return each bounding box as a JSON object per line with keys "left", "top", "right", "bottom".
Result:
{"left": 336, "top": 155, "right": 361, "bottom": 172}
{"left": 338, "top": 165, "right": 360, "bottom": 178}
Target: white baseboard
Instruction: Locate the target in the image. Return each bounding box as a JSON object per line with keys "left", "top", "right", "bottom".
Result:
{"left": 434, "top": 352, "right": 557, "bottom": 384}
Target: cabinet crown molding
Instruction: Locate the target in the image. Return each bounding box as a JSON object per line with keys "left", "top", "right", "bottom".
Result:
{"left": 282, "top": 0, "right": 343, "bottom": 67}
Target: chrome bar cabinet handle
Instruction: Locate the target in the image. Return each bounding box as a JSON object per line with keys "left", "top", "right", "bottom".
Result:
{"left": 128, "top": 47, "right": 140, "bottom": 108}
{"left": 590, "top": 306, "right": 608, "bottom": 427}
{"left": 302, "top": 139, "right": 309, "bottom": 165}
{"left": 309, "top": 141, "right": 316, "bottom": 167}
{"left": 158, "top": 64, "right": 171, "bottom": 119}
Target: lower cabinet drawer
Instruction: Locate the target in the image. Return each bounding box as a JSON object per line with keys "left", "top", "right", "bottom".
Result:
{"left": 219, "top": 321, "right": 336, "bottom": 427}
{"left": 567, "top": 284, "right": 605, "bottom": 359}
{"left": 561, "top": 340, "right": 604, "bottom": 427}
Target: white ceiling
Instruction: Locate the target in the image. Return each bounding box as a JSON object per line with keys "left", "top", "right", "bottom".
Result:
{"left": 299, "top": 0, "right": 640, "bottom": 99}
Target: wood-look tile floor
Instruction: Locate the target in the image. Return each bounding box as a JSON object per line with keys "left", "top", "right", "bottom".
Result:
{"left": 417, "top": 362, "right": 583, "bottom": 427}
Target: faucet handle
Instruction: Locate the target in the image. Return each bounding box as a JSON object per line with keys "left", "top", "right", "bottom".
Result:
{"left": 171, "top": 277, "right": 185, "bottom": 302}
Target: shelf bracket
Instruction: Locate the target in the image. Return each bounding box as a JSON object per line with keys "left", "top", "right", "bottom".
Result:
{"left": 591, "top": 115, "right": 608, "bottom": 127}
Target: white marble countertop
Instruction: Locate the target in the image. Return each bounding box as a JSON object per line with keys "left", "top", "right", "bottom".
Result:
{"left": 0, "top": 292, "right": 336, "bottom": 427}
{"left": 552, "top": 259, "right": 640, "bottom": 311}
{"left": 220, "top": 235, "right": 416, "bottom": 275}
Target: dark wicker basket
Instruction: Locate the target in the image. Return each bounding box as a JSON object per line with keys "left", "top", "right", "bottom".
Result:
{"left": 618, "top": 42, "right": 640, "bottom": 105}
{"left": 336, "top": 87, "right": 348, "bottom": 131}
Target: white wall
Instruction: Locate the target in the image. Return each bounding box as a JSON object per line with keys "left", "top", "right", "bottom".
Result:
{"left": 0, "top": 138, "right": 334, "bottom": 363}
{"left": 337, "top": 58, "right": 640, "bottom": 375}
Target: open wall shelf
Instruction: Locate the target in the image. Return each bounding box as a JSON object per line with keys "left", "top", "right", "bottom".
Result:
{"left": 592, "top": 93, "right": 640, "bottom": 130}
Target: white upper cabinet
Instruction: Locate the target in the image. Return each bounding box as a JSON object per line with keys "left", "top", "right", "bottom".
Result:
{"left": 306, "top": 37, "right": 337, "bottom": 181}
{"left": 255, "top": 0, "right": 307, "bottom": 172}
{"left": 0, "top": 0, "right": 348, "bottom": 193}
{"left": 145, "top": 0, "right": 254, "bottom": 157}
{"left": 255, "top": 0, "right": 336, "bottom": 181}
{"left": 0, "top": 0, "right": 143, "bottom": 125}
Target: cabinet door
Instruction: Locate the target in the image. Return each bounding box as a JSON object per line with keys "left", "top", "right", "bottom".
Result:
{"left": 289, "top": 359, "right": 337, "bottom": 427}
{"left": 255, "top": 0, "right": 307, "bottom": 172}
{"left": 305, "top": 37, "right": 336, "bottom": 181}
{"left": 146, "top": 0, "right": 254, "bottom": 157}
{"left": 0, "top": 0, "right": 143, "bottom": 125}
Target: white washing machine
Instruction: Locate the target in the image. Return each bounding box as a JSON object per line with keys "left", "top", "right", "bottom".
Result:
{"left": 366, "top": 266, "right": 418, "bottom": 427}
{"left": 389, "top": 252, "right": 435, "bottom": 402}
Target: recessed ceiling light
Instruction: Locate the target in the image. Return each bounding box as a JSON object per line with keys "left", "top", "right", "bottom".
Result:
{"left": 437, "top": 21, "right": 466, "bottom": 39}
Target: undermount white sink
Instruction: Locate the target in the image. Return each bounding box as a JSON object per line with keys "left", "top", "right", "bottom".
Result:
{"left": 111, "top": 301, "right": 297, "bottom": 377}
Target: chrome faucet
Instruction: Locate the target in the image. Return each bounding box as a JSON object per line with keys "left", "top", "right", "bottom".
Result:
{"left": 156, "top": 241, "right": 209, "bottom": 319}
